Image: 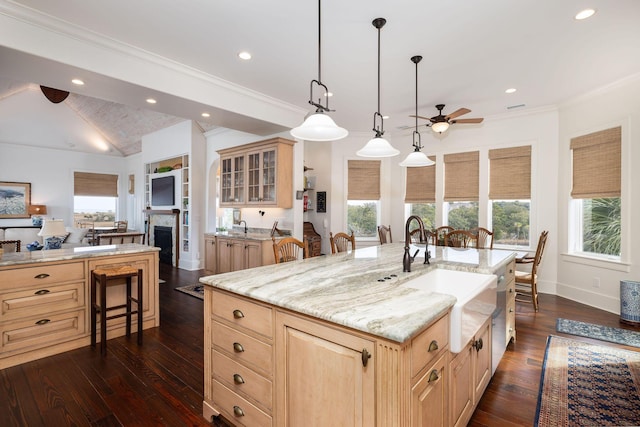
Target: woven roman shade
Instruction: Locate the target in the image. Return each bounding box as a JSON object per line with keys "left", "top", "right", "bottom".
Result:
{"left": 74, "top": 172, "right": 119, "bottom": 197}
{"left": 347, "top": 160, "right": 381, "bottom": 200}
{"left": 489, "top": 146, "right": 531, "bottom": 199}
{"left": 570, "top": 127, "right": 621, "bottom": 199}
{"left": 444, "top": 151, "right": 479, "bottom": 202}
{"left": 405, "top": 157, "right": 436, "bottom": 203}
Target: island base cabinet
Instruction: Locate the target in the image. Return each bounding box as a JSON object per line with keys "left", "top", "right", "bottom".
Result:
{"left": 411, "top": 352, "right": 448, "bottom": 427}
{"left": 275, "top": 312, "right": 375, "bottom": 427}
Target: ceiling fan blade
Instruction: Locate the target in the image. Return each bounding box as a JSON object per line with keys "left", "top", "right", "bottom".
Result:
{"left": 409, "top": 114, "right": 435, "bottom": 121}
{"left": 452, "top": 118, "right": 484, "bottom": 124}
{"left": 445, "top": 107, "right": 471, "bottom": 120}
{"left": 40, "top": 86, "right": 70, "bottom": 103}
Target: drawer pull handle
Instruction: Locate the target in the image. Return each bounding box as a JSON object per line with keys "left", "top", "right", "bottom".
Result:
{"left": 233, "top": 406, "right": 245, "bottom": 417}
{"left": 233, "top": 374, "right": 245, "bottom": 384}
{"left": 232, "top": 309, "right": 245, "bottom": 319}
{"left": 35, "top": 289, "right": 50, "bottom": 295}
{"left": 35, "top": 319, "right": 50, "bottom": 325}
{"left": 428, "top": 340, "right": 439, "bottom": 352}
{"left": 509, "top": 308, "right": 514, "bottom": 313}
{"left": 233, "top": 342, "right": 245, "bottom": 353}
{"left": 472, "top": 338, "right": 484, "bottom": 352}
{"left": 509, "top": 288, "right": 514, "bottom": 293}
{"left": 34, "top": 273, "right": 50, "bottom": 279}
{"left": 361, "top": 348, "right": 372, "bottom": 367}
{"left": 428, "top": 370, "right": 440, "bottom": 383}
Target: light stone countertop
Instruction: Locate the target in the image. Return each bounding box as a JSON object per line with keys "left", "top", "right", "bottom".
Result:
{"left": 205, "top": 231, "right": 286, "bottom": 241}
{"left": 0, "top": 244, "right": 160, "bottom": 267}
{"left": 200, "top": 243, "right": 516, "bottom": 343}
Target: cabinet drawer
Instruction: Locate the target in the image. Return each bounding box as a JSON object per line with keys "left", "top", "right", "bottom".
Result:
{"left": 212, "top": 291, "right": 272, "bottom": 339}
{"left": 411, "top": 313, "right": 449, "bottom": 378}
{"left": 506, "top": 298, "right": 516, "bottom": 345}
{"left": 212, "top": 379, "right": 272, "bottom": 427}
{"left": 212, "top": 321, "right": 273, "bottom": 376}
{"left": 505, "top": 259, "right": 515, "bottom": 282}
{"left": 0, "top": 262, "right": 85, "bottom": 289}
{"left": 0, "top": 309, "right": 86, "bottom": 354}
{"left": 212, "top": 350, "right": 272, "bottom": 411}
{"left": 0, "top": 282, "right": 85, "bottom": 323}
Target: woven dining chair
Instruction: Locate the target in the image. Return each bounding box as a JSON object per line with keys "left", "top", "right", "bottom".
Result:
{"left": 515, "top": 230, "right": 549, "bottom": 312}
{"left": 470, "top": 227, "right": 494, "bottom": 249}
{"left": 272, "top": 237, "right": 308, "bottom": 264}
{"left": 444, "top": 230, "right": 477, "bottom": 248}
{"left": 329, "top": 231, "right": 356, "bottom": 254}
{"left": 377, "top": 225, "right": 392, "bottom": 245}
{"left": 434, "top": 226, "right": 454, "bottom": 246}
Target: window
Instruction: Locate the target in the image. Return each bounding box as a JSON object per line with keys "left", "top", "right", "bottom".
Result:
{"left": 347, "top": 160, "right": 380, "bottom": 238}
{"left": 489, "top": 146, "right": 531, "bottom": 247}
{"left": 404, "top": 157, "right": 436, "bottom": 228}
{"left": 570, "top": 127, "right": 621, "bottom": 258}
{"left": 73, "top": 172, "right": 118, "bottom": 227}
{"left": 444, "top": 151, "right": 479, "bottom": 229}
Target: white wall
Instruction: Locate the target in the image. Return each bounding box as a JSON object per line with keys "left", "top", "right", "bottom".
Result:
{"left": 0, "top": 142, "right": 127, "bottom": 228}
{"left": 556, "top": 74, "right": 640, "bottom": 313}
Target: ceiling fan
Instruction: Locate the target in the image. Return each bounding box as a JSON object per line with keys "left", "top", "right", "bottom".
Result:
{"left": 410, "top": 104, "right": 484, "bottom": 134}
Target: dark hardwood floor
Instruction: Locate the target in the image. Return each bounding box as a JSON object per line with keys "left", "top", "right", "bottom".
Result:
{"left": 1, "top": 264, "right": 638, "bottom": 426}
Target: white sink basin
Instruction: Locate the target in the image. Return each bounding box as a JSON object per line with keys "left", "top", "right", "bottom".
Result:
{"left": 401, "top": 269, "right": 497, "bottom": 353}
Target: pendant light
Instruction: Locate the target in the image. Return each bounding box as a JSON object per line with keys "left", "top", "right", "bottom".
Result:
{"left": 356, "top": 18, "right": 399, "bottom": 158}
{"left": 400, "top": 56, "right": 435, "bottom": 167}
{"left": 290, "top": 0, "right": 348, "bottom": 141}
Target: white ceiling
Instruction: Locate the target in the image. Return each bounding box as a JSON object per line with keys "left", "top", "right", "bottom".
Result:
{"left": 1, "top": 0, "right": 639, "bottom": 156}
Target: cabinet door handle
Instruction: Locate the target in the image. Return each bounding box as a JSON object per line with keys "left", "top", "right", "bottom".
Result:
{"left": 509, "top": 308, "right": 514, "bottom": 313}
{"left": 361, "top": 348, "right": 372, "bottom": 367}
{"left": 233, "top": 342, "right": 245, "bottom": 353}
{"left": 35, "top": 319, "right": 50, "bottom": 325}
{"left": 428, "top": 370, "right": 440, "bottom": 383}
{"left": 472, "top": 338, "right": 484, "bottom": 352}
{"left": 233, "top": 374, "right": 245, "bottom": 384}
{"left": 428, "top": 340, "right": 439, "bottom": 352}
{"left": 232, "top": 309, "right": 244, "bottom": 319}
{"left": 34, "top": 273, "right": 50, "bottom": 279}
{"left": 35, "top": 289, "right": 50, "bottom": 295}
{"left": 233, "top": 406, "right": 245, "bottom": 417}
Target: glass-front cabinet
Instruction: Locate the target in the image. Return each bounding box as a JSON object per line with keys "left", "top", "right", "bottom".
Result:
{"left": 218, "top": 137, "right": 295, "bottom": 208}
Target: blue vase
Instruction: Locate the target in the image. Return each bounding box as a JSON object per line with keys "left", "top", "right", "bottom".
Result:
{"left": 44, "top": 236, "right": 63, "bottom": 250}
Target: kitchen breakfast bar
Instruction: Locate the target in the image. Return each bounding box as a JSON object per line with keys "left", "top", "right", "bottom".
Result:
{"left": 201, "top": 243, "right": 516, "bottom": 426}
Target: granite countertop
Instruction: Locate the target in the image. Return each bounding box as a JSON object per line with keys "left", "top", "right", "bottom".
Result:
{"left": 206, "top": 231, "right": 285, "bottom": 241}
{"left": 200, "top": 243, "right": 515, "bottom": 343}
{"left": 0, "top": 243, "right": 160, "bottom": 267}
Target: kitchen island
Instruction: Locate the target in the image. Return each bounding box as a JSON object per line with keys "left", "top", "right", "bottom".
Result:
{"left": 201, "top": 243, "right": 515, "bottom": 426}
{"left": 0, "top": 244, "right": 159, "bottom": 369}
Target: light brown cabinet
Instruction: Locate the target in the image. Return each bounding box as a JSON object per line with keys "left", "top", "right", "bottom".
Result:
{"left": 0, "top": 250, "right": 159, "bottom": 369}
{"left": 204, "top": 235, "right": 217, "bottom": 275}
{"left": 218, "top": 138, "right": 295, "bottom": 208}
{"left": 505, "top": 259, "right": 516, "bottom": 344}
{"left": 210, "top": 235, "right": 275, "bottom": 275}
{"left": 203, "top": 287, "right": 452, "bottom": 426}
{"left": 449, "top": 318, "right": 492, "bottom": 427}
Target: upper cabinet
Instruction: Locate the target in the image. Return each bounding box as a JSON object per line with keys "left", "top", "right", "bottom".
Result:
{"left": 218, "top": 137, "right": 295, "bottom": 208}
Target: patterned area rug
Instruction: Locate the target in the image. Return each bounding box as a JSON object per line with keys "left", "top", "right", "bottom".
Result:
{"left": 556, "top": 318, "right": 640, "bottom": 348}
{"left": 175, "top": 284, "right": 204, "bottom": 300}
{"left": 536, "top": 335, "right": 640, "bottom": 426}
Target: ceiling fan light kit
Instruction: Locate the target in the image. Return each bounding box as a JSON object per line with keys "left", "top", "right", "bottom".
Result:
{"left": 357, "top": 17, "right": 400, "bottom": 158}
{"left": 400, "top": 55, "right": 434, "bottom": 167}
{"left": 431, "top": 120, "right": 450, "bottom": 134}
{"left": 290, "top": 0, "right": 348, "bottom": 142}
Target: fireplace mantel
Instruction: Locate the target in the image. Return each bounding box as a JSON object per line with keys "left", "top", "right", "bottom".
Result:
{"left": 144, "top": 209, "right": 180, "bottom": 267}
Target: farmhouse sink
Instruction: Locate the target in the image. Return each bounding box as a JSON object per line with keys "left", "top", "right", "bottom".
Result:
{"left": 401, "top": 268, "right": 497, "bottom": 353}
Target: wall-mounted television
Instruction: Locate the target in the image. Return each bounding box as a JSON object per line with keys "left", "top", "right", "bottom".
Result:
{"left": 151, "top": 175, "right": 175, "bottom": 207}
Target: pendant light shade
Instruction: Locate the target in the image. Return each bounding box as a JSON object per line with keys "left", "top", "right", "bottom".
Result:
{"left": 400, "top": 55, "right": 434, "bottom": 167}
{"left": 291, "top": 111, "right": 348, "bottom": 141}
{"left": 290, "top": 0, "right": 347, "bottom": 142}
{"left": 358, "top": 18, "right": 399, "bottom": 158}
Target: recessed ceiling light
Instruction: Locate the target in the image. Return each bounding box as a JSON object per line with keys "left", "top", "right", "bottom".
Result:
{"left": 505, "top": 88, "right": 517, "bottom": 94}
{"left": 146, "top": 98, "right": 157, "bottom": 104}
{"left": 575, "top": 9, "right": 596, "bottom": 20}
{"left": 71, "top": 79, "right": 84, "bottom": 85}
{"left": 238, "top": 51, "right": 252, "bottom": 60}
{"left": 201, "top": 112, "right": 210, "bottom": 118}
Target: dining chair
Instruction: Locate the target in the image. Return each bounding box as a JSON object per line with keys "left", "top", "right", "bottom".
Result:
{"left": 471, "top": 227, "right": 494, "bottom": 249}
{"left": 444, "top": 230, "right": 476, "bottom": 248}
{"left": 434, "top": 226, "right": 454, "bottom": 246}
{"left": 272, "top": 237, "right": 308, "bottom": 264}
{"left": 329, "top": 231, "right": 356, "bottom": 254}
{"left": 79, "top": 221, "right": 97, "bottom": 245}
{"left": 377, "top": 225, "right": 392, "bottom": 245}
{"left": 0, "top": 240, "right": 21, "bottom": 253}
{"left": 409, "top": 228, "right": 430, "bottom": 244}
{"left": 515, "top": 230, "right": 549, "bottom": 312}
{"left": 115, "top": 220, "right": 128, "bottom": 233}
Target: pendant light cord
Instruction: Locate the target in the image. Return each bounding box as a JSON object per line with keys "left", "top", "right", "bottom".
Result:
{"left": 317, "top": 0, "right": 322, "bottom": 83}
{"left": 377, "top": 24, "right": 381, "bottom": 115}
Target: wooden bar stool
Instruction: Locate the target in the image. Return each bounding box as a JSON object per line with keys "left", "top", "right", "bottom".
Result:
{"left": 90, "top": 265, "right": 143, "bottom": 355}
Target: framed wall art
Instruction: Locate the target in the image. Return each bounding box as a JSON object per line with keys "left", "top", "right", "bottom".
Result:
{"left": 0, "top": 181, "right": 31, "bottom": 218}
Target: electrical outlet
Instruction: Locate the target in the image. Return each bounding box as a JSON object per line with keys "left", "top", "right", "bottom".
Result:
{"left": 593, "top": 277, "right": 601, "bottom": 288}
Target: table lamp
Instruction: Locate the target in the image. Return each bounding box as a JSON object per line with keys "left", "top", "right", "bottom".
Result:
{"left": 37, "top": 219, "right": 67, "bottom": 249}
{"left": 28, "top": 204, "right": 47, "bottom": 226}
